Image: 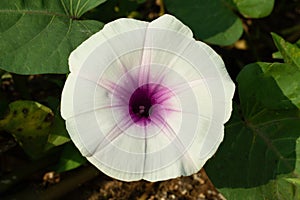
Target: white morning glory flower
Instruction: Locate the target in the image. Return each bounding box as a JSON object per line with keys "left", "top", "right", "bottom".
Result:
{"left": 61, "top": 14, "right": 235, "bottom": 182}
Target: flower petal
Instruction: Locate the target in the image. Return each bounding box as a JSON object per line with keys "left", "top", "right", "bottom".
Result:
{"left": 61, "top": 14, "right": 235, "bottom": 182}
{"left": 150, "top": 14, "right": 193, "bottom": 38}
{"left": 196, "top": 41, "right": 236, "bottom": 122}
{"left": 61, "top": 73, "right": 76, "bottom": 119}
{"left": 69, "top": 18, "right": 148, "bottom": 73}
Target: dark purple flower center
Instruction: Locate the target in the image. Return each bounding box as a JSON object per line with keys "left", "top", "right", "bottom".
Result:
{"left": 129, "top": 83, "right": 170, "bottom": 126}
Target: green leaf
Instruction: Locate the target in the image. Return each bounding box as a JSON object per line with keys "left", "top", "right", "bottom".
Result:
{"left": 164, "top": 0, "right": 243, "bottom": 46}
{"left": 218, "top": 137, "right": 300, "bottom": 200}
{"left": 233, "top": 0, "right": 275, "bottom": 18}
{"left": 296, "top": 39, "right": 300, "bottom": 48}
{"left": 60, "top": 0, "right": 107, "bottom": 17}
{"left": 0, "top": 100, "right": 54, "bottom": 159}
{"left": 205, "top": 62, "right": 300, "bottom": 200}
{"left": 260, "top": 63, "right": 300, "bottom": 109}
{"left": 56, "top": 142, "right": 87, "bottom": 173}
{"left": 285, "top": 178, "right": 300, "bottom": 187}
{"left": 0, "top": 0, "right": 105, "bottom": 74}
{"left": 220, "top": 174, "right": 300, "bottom": 200}
{"left": 272, "top": 33, "right": 300, "bottom": 69}
{"left": 45, "top": 113, "right": 70, "bottom": 151}
{"left": 272, "top": 51, "right": 283, "bottom": 59}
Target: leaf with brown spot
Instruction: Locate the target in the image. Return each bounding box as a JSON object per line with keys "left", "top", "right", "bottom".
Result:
{"left": 0, "top": 100, "right": 54, "bottom": 159}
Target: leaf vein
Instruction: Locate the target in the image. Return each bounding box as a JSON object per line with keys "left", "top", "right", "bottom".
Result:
{"left": 6, "top": 15, "right": 57, "bottom": 55}
{"left": 0, "top": 9, "right": 69, "bottom": 19}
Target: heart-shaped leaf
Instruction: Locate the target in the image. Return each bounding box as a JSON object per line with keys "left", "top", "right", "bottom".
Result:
{"left": 164, "top": 0, "right": 275, "bottom": 46}
{"left": 0, "top": 0, "right": 106, "bottom": 74}
{"left": 164, "top": 0, "right": 243, "bottom": 45}
{"left": 206, "top": 62, "right": 300, "bottom": 200}
{"left": 233, "top": 0, "right": 275, "bottom": 18}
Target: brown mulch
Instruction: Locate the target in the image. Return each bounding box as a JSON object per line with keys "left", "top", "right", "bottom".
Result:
{"left": 66, "top": 169, "right": 225, "bottom": 200}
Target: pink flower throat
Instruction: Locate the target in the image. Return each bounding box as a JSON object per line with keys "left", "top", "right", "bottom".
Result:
{"left": 128, "top": 83, "right": 171, "bottom": 126}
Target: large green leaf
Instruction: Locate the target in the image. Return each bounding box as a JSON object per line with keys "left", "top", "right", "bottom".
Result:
{"left": 220, "top": 174, "right": 300, "bottom": 200}
{"left": 164, "top": 0, "right": 243, "bottom": 46}
{"left": 233, "top": 0, "right": 274, "bottom": 18}
{"left": 272, "top": 33, "right": 300, "bottom": 69}
{"left": 219, "top": 137, "right": 300, "bottom": 200}
{"left": 0, "top": 0, "right": 106, "bottom": 74}
{"left": 205, "top": 62, "right": 300, "bottom": 199}
{"left": 60, "top": 0, "right": 107, "bottom": 17}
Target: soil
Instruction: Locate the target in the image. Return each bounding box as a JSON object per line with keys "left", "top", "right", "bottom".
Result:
{"left": 66, "top": 169, "right": 224, "bottom": 200}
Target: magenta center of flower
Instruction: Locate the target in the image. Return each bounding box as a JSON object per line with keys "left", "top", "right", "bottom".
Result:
{"left": 129, "top": 83, "right": 170, "bottom": 126}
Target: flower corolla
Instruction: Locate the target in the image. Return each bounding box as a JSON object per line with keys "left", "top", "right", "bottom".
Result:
{"left": 61, "top": 14, "right": 235, "bottom": 181}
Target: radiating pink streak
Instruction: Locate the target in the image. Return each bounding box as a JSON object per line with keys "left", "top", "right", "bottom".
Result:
{"left": 91, "top": 117, "right": 134, "bottom": 155}
{"left": 153, "top": 41, "right": 195, "bottom": 86}
{"left": 102, "top": 33, "right": 137, "bottom": 87}
{"left": 75, "top": 74, "right": 130, "bottom": 103}
{"left": 69, "top": 74, "right": 130, "bottom": 106}
{"left": 156, "top": 78, "right": 218, "bottom": 104}
{"left": 150, "top": 115, "right": 165, "bottom": 129}
{"left": 163, "top": 107, "right": 181, "bottom": 113}
{"left": 100, "top": 79, "right": 131, "bottom": 95}
{"left": 117, "top": 60, "right": 136, "bottom": 88}
{"left": 139, "top": 50, "right": 151, "bottom": 86}
{"left": 163, "top": 107, "right": 212, "bottom": 121}
{"left": 149, "top": 39, "right": 195, "bottom": 94}
{"left": 169, "top": 77, "right": 219, "bottom": 94}
{"left": 151, "top": 73, "right": 210, "bottom": 102}
{"left": 72, "top": 104, "right": 127, "bottom": 118}
{"left": 138, "top": 41, "right": 195, "bottom": 98}
{"left": 152, "top": 114, "right": 198, "bottom": 170}
{"left": 77, "top": 73, "right": 102, "bottom": 85}
{"left": 98, "top": 79, "right": 130, "bottom": 104}
{"left": 138, "top": 24, "right": 151, "bottom": 86}
{"left": 151, "top": 89, "right": 174, "bottom": 104}
{"left": 148, "top": 67, "right": 169, "bottom": 99}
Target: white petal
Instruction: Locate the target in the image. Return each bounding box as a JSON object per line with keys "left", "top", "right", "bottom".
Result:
{"left": 87, "top": 133, "right": 145, "bottom": 181}
{"left": 135, "top": 14, "right": 194, "bottom": 86}
{"left": 196, "top": 41, "right": 235, "bottom": 122}
{"left": 71, "top": 28, "right": 148, "bottom": 85}
{"left": 150, "top": 14, "right": 193, "bottom": 38}
{"left": 69, "top": 18, "right": 148, "bottom": 73}
{"left": 61, "top": 74, "right": 113, "bottom": 120}
{"left": 66, "top": 113, "right": 104, "bottom": 157}
{"left": 61, "top": 73, "right": 76, "bottom": 119}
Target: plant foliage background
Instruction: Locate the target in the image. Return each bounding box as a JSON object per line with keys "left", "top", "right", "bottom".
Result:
{"left": 0, "top": 0, "right": 300, "bottom": 199}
